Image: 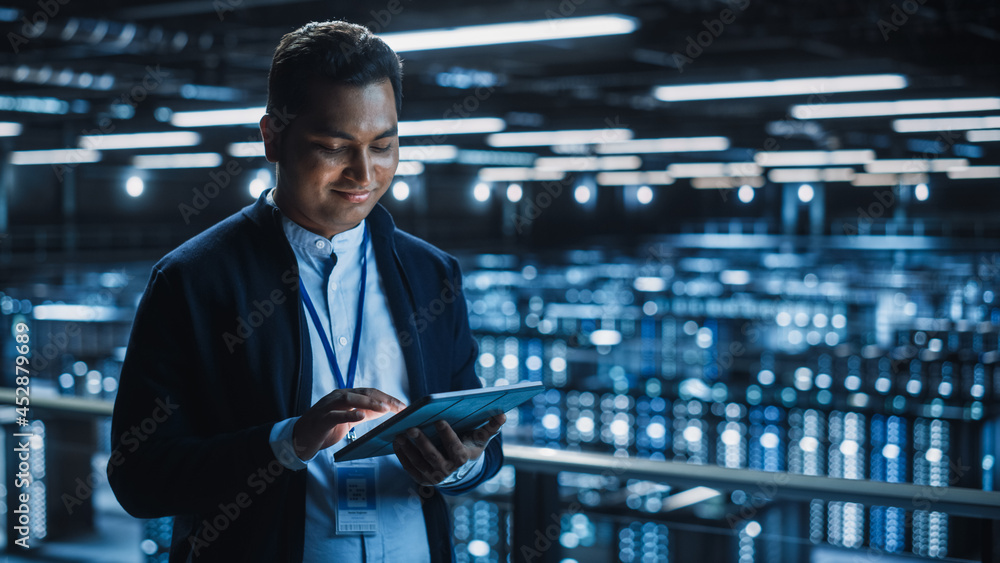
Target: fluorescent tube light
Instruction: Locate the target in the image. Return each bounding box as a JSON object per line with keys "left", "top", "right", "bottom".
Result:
{"left": 229, "top": 142, "right": 265, "bottom": 158}
{"left": 597, "top": 171, "right": 674, "bottom": 186}
{"left": 863, "top": 159, "right": 969, "bottom": 174}
{"left": 654, "top": 74, "right": 907, "bottom": 102}
{"left": 395, "top": 161, "right": 425, "bottom": 176}
{"left": 456, "top": 150, "right": 536, "bottom": 166}
{"left": 0, "top": 122, "right": 22, "bottom": 136}
{"left": 893, "top": 116, "right": 1000, "bottom": 132}
{"left": 851, "top": 173, "right": 929, "bottom": 186}
{"left": 928, "top": 159, "right": 970, "bottom": 172}
{"left": 33, "top": 304, "right": 123, "bottom": 322}
{"left": 596, "top": 136, "right": 729, "bottom": 154}
{"left": 487, "top": 128, "right": 632, "bottom": 147}
{"left": 691, "top": 176, "right": 764, "bottom": 189}
{"left": 176, "top": 109, "right": 506, "bottom": 135}
{"left": 133, "top": 153, "right": 223, "bottom": 169}
{"left": 754, "top": 150, "right": 875, "bottom": 167}
{"left": 946, "top": 166, "right": 1000, "bottom": 179}
{"left": 667, "top": 162, "right": 762, "bottom": 178}
{"left": 768, "top": 168, "right": 856, "bottom": 183}
{"left": 171, "top": 107, "right": 265, "bottom": 127}
{"left": 791, "top": 97, "right": 1000, "bottom": 119}
{"left": 400, "top": 117, "right": 506, "bottom": 137}
{"left": 380, "top": 14, "right": 637, "bottom": 52}
{"left": 478, "top": 168, "right": 565, "bottom": 182}
{"left": 534, "top": 156, "right": 641, "bottom": 171}
{"left": 864, "top": 160, "right": 930, "bottom": 173}
{"left": 399, "top": 145, "right": 459, "bottom": 162}
{"left": 79, "top": 131, "right": 200, "bottom": 150}
{"left": 967, "top": 129, "right": 1000, "bottom": 142}
{"left": 668, "top": 163, "right": 723, "bottom": 177}
{"left": 11, "top": 149, "right": 100, "bottom": 165}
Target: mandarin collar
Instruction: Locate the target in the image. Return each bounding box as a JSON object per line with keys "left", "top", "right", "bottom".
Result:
{"left": 266, "top": 188, "right": 365, "bottom": 258}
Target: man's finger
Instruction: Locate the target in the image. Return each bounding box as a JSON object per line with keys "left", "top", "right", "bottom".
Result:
{"left": 469, "top": 413, "right": 506, "bottom": 445}
{"left": 321, "top": 409, "right": 365, "bottom": 426}
{"left": 316, "top": 390, "right": 377, "bottom": 410}
{"left": 331, "top": 391, "right": 390, "bottom": 412}
{"left": 406, "top": 428, "right": 451, "bottom": 472}
{"left": 394, "top": 435, "right": 435, "bottom": 477}
{"left": 393, "top": 440, "right": 425, "bottom": 483}
{"left": 353, "top": 388, "right": 407, "bottom": 412}
{"left": 434, "top": 421, "right": 470, "bottom": 465}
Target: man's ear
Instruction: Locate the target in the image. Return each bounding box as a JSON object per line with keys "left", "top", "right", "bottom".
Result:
{"left": 260, "top": 114, "right": 282, "bottom": 163}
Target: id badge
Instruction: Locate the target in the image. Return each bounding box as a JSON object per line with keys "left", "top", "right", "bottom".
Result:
{"left": 335, "top": 461, "right": 379, "bottom": 534}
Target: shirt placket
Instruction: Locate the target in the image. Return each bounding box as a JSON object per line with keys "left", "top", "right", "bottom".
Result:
{"left": 328, "top": 246, "right": 357, "bottom": 389}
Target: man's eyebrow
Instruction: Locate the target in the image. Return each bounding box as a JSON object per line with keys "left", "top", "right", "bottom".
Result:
{"left": 311, "top": 125, "right": 398, "bottom": 141}
{"left": 374, "top": 126, "right": 398, "bottom": 140}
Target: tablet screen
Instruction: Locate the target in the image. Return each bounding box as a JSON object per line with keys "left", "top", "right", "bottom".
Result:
{"left": 334, "top": 381, "right": 544, "bottom": 462}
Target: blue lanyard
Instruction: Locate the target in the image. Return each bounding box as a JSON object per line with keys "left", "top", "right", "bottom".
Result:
{"left": 298, "top": 224, "right": 369, "bottom": 391}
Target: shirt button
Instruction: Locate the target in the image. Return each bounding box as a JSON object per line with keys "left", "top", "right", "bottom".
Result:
{"left": 315, "top": 240, "right": 326, "bottom": 250}
{"left": 338, "top": 336, "right": 348, "bottom": 346}
{"left": 330, "top": 282, "right": 338, "bottom": 291}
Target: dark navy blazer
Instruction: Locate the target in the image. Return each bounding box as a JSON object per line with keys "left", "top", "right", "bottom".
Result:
{"left": 108, "top": 191, "right": 502, "bottom": 562}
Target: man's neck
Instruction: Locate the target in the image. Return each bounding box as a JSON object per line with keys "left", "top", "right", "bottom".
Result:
{"left": 271, "top": 188, "right": 358, "bottom": 239}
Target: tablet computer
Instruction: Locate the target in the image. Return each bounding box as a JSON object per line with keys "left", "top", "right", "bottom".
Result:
{"left": 334, "top": 381, "right": 545, "bottom": 462}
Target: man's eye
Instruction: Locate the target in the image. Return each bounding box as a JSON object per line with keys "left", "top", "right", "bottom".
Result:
{"left": 371, "top": 144, "right": 393, "bottom": 153}
{"left": 315, "top": 144, "right": 344, "bottom": 153}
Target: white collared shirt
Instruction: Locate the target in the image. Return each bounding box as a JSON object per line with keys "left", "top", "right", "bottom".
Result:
{"left": 264, "top": 189, "right": 482, "bottom": 562}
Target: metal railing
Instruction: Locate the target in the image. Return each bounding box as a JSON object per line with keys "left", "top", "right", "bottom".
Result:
{"left": 1, "top": 390, "right": 996, "bottom": 520}
{"left": 503, "top": 444, "right": 1000, "bottom": 520}
{"left": 2, "top": 390, "right": 997, "bottom": 561}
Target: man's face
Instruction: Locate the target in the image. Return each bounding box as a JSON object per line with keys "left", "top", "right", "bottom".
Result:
{"left": 261, "top": 78, "right": 399, "bottom": 238}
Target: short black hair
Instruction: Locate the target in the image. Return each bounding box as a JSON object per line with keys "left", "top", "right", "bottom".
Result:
{"left": 266, "top": 20, "right": 403, "bottom": 118}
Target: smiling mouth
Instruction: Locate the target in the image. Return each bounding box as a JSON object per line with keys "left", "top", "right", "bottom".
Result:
{"left": 331, "top": 188, "right": 372, "bottom": 203}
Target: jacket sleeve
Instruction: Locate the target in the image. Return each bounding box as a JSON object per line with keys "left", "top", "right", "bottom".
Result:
{"left": 107, "top": 265, "right": 280, "bottom": 518}
{"left": 437, "top": 257, "right": 503, "bottom": 496}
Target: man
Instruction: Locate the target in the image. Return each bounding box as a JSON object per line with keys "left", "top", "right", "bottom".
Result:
{"left": 108, "top": 20, "right": 504, "bottom": 562}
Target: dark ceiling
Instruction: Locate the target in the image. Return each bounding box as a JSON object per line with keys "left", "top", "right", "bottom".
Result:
{"left": 1, "top": 0, "right": 998, "bottom": 249}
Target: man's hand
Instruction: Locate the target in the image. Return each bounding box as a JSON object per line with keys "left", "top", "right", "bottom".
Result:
{"left": 292, "top": 388, "right": 405, "bottom": 462}
{"left": 392, "top": 413, "right": 506, "bottom": 486}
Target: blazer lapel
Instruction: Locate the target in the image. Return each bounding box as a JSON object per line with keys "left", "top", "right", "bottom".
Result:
{"left": 371, "top": 224, "right": 428, "bottom": 400}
